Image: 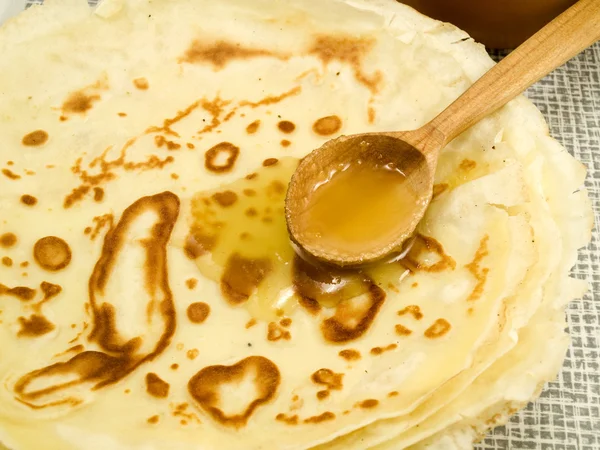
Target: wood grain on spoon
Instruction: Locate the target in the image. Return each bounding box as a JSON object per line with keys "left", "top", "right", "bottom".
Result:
{"left": 285, "top": 0, "right": 600, "bottom": 267}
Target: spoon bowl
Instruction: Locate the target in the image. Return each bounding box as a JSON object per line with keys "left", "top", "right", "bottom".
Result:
{"left": 286, "top": 133, "right": 431, "bottom": 266}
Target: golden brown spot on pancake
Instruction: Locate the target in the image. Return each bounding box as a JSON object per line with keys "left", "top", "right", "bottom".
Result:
{"left": 180, "top": 40, "right": 282, "bottom": 69}
{"left": 239, "top": 86, "right": 301, "bottom": 108}
{"left": 395, "top": 324, "right": 412, "bottom": 336}
{"left": 388, "top": 391, "right": 399, "bottom": 397}
{"left": 401, "top": 234, "right": 456, "bottom": 273}
{"left": 188, "top": 356, "right": 280, "bottom": 428}
{"left": 22, "top": 130, "right": 48, "bottom": 147}
{"left": 64, "top": 135, "right": 174, "bottom": 209}
{"left": 61, "top": 79, "right": 108, "bottom": 117}
{"left": 267, "top": 322, "right": 291, "bottom": 341}
{"left": 321, "top": 283, "right": 386, "bottom": 343}
{"left": 312, "top": 115, "right": 342, "bottom": 136}
{"left": 54, "top": 345, "right": 85, "bottom": 358}
{"left": 0, "top": 233, "right": 17, "bottom": 248}
{"left": 171, "top": 173, "right": 179, "bottom": 180}
{"left": 263, "top": 158, "right": 278, "bottom": 167}
{"left": 397, "top": 305, "right": 423, "bottom": 320}
{"left": 245, "top": 318, "right": 257, "bottom": 329}
{"left": 20, "top": 195, "right": 38, "bottom": 206}
{"left": 370, "top": 343, "right": 397, "bottom": 355}
{"left": 17, "top": 314, "right": 55, "bottom": 337}
{"left": 357, "top": 399, "right": 379, "bottom": 409}
{"left": 338, "top": 349, "right": 361, "bottom": 361}
{"left": 293, "top": 254, "right": 380, "bottom": 321}
{"left": 187, "top": 142, "right": 195, "bottom": 149}
{"left": 368, "top": 106, "right": 376, "bottom": 123}
{"left": 147, "top": 415, "right": 160, "bottom": 424}
{"left": 459, "top": 159, "right": 477, "bottom": 171}
{"left": 316, "top": 390, "right": 330, "bottom": 400}
{"left": 62, "top": 91, "right": 100, "bottom": 114}
{"left": 465, "top": 235, "right": 490, "bottom": 302}
{"left": 20, "top": 261, "right": 29, "bottom": 268}
{"left": 212, "top": 190, "right": 238, "bottom": 207}
{"left": 277, "top": 121, "right": 295, "bottom": 134}
{"left": 199, "top": 97, "right": 233, "bottom": 135}
{"left": 13, "top": 192, "right": 180, "bottom": 410}
{"left": 172, "top": 402, "right": 202, "bottom": 424}
{"left": 133, "top": 78, "right": 149, "bottom": 90}
{"left": 171, "top": 364, "right": 179, "bottom": 370}
{"left": 276, "top": 413, "right": 298, "bottom": 425}
{"left": 184, "top": 232, "right": 215, "bottom": 259}
{"left": 411, "top": 282, "right": 418, "bottom": 288}
{"left": 63, "top": 185, "right": 91, "bottom": 208}
{"left": 187, "top": 302, "right": 210, "bottom": 324}
{"left": 186, "top": 278, "right": 198, "bottom": 290}
{"left": 33, "top": 237, "right": 72, "bottom": 272}
{"left": 2, "top": 257, "right": 12, "bottom": 267}
{"left": 424, "top": 318, "right": 452, "bottom": 338}
{"left": 93, "top": 187, "right": 104, "bottom": 202}
{"left": 279, "top": 317, "right": 292, "bottom": 327}
{"left": 246, "top": 120, "right": 261, "bottom": 134}
{"left": 245, "top": 207, "right": 258, "bottom": 217}
{"left": 154, "top": 135, "right": 165, "bottom": 148}
{"left": 304, "top": 412, "right": 335, "bottom": 424}
{"left": 311, "top": 368, "right": 343, "bottom": 390}
{"left": 146, "top": 100, "right": 203, "bottom": 137}
{"left": 243, "top": 189, "right": 257, "bottom": 197}
{"left": 309, "top": 35, "right": 382, "bottom": 94}
{"left": 205, "top": 142, "right": 240, "bottom": 173}
{"left": 118, "top": 112, "right": 127, "bottom": 117}
{"left": 387, "top": 282, "right": 399, "bottom": 293}
{"left": 154, "top": 135, "right": 182, "bottom": 151}
{"left": 220, "top": 253, "right": 271, "bottom": 305}
{"left": 86, "top": 214, "right": 114, "bottom": 241}
{"left": 280, "top": 139, "right": 291, "bottom": 147}
{"left": 2, "top": 169, "right": 20, "bottom": 180}
{"left": 34, "top": 281, "right": 62, "bottom": 311}
{"left": 187, "top": 349, "right": 199, "bottom": 360}
{"left": 145, "top": 373, "right": 170, "bottom": 398}
{"left": 432, "top": 183, "right": 449, "bottom": 200}
{"left": 0, "top": 284, "right": 36, "bottom": 301}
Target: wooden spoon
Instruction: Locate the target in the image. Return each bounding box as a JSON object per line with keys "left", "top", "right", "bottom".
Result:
{"left": 285, "top": 0, "right": 600, "bottom": 267}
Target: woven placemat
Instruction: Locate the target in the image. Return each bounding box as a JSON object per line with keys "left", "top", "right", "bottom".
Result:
{"left": 2, "top": 2, "right": 599, "bottom": 449}
{"left": 481, "top": 44, "right": 600, "bottom": 450}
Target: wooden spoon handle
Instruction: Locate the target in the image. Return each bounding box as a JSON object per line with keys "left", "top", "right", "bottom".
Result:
{"left": 429, "top": 0, "right": 600, "bottom": 146}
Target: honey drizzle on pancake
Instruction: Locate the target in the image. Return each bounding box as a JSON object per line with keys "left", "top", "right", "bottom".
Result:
{"left": 187, "top": 158, "right": 453, "bottom": 343}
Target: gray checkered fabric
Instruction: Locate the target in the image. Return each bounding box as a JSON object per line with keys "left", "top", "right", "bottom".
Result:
{"left": 14, "top": 2, "right": 600, "bottom": 448}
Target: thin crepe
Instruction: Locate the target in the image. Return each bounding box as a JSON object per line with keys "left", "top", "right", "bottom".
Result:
{"left": 0, "top": 0, "right": 592, "bottom": 449}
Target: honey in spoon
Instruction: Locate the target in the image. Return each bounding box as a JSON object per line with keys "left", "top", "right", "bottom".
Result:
{"left": 286, "top": 134, "right": 432, "bottom": 267}
{"left": 297, "top": 158, "right": 419, "bottom": 258}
